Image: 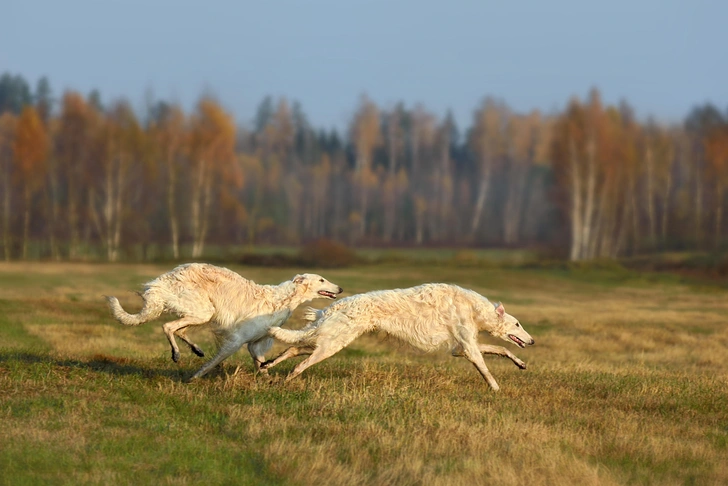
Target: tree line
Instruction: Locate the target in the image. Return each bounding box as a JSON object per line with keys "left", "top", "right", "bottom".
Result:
{"left": 1, "top": 72, "right": 727, "bottom": 262}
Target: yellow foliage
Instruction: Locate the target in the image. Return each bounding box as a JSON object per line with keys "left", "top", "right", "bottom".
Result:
{"left": 13, "top": 106, "right": 48, "bottom": 186}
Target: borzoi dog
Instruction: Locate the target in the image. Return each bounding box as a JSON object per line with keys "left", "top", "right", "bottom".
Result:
{"left": 264, "top": 283, "right": 534, "bottom": 391}
{"left": 106, "top": 263, "right": 343, "bottom": 379}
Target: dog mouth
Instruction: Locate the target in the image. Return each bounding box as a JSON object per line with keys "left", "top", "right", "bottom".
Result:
{"left": 508, "top": 334, "right": 527, "bottom": 348}
{"left": 318, "top": 290, "right": 338, "bottom": 299}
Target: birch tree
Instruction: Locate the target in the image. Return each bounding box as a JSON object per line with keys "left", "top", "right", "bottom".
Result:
{"left": 503, "top": 111, "right": 542, "bottom": 245}
{"left": 88, "top": 101, "right": 144, "bottom": 262}
{"left": 150, "top": 103, "right": 187, "bottom": 258}
{"left": 469, "top": 98, "right": 508, "bottom": 239}
{"left": 57, "top": 92, "right": 94, "bottom": 258}
{"left": 350, "top": 95, "right": 380, "bottom": 239}
{"left": 189, "top": 98, "right": 236, "bottom": 257}
{"left": 13, "top": 106, "right": 48, "bottom": 259}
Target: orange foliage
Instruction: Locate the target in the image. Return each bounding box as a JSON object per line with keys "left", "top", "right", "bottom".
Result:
{"left": 13, "top": 106, "right": 48, "bottom": 187}
{"left": 706, "top": 127, "right": 728, "bottom": 178}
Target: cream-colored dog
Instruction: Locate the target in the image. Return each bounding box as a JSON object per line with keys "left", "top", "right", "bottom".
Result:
{"left": 265, "top": 283, "right": 534, "bottom": 390}
{"left": 106, "top": 263, "right": 342, "bottom": 379}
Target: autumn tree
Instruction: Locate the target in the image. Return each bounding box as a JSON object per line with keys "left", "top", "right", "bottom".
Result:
{"left": 469, "top": 98, "right": 509, "bottom": 240}
{"left": 502, "top": 111, "right": 543, "bottom": 245}
{"left": 0, "top": 112, "right": 17, "bottom": 260}
{"left": 407, "top": 105, "right": 436, "bottom": 244}
{"left": 56, "top": 92, "right": 96, "bottom": 258}
{"left": 189, "top": 98, "right": 236, "bottom": 257}
{"left": 350, "top": 95, "right": 380, "bottom": 239}
{"left": 705, "top": 121, "right": 728, "bottom": 247}
{"left": 381, "top": 104, "right": 406, "bottom": 242}
{"left": 551, "top": 90, "right": 604, "bottom": 260}
{"left": 426, "top": 112, "right": 457, "bottom": 243}
{"left": 13, "top": 106, "right": 49, "bottom": 259}
{"left": 88, "top": 100, "right": 145, "bottom": 262}
{"left": 685, "top": 104, "right": 725, "bottom": 248}
{"left": 149, "top": 102, "right": 187, "bottom": 258}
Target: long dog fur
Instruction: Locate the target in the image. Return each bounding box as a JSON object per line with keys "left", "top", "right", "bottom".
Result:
{"left": 106, "top": 263, "right": 342, "bottom": 379}
{"left": 265, "top": 283, "right": 534, "bottom": 391}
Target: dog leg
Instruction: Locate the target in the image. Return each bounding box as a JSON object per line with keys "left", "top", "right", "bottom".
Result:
{"left": 189, "top": 318, "right": 272, "bottom": 380}
{"left": 247, "top": 337, "right": 274, "bottom": 374}
{"left": 261, "top": 346, "right": 314, "bottom": 371}
{"left": 458, "top": 340, "right": 500, "bottom": 391}
{"left": 162, "top": 317, "right": 209, "bottom": 363}
{"left": 478, "top": 344, "right": 526, "bottom": 369}
{"left": 285, "top": 336, "right": 355, "bottom": 382}
{"left": 188, "top": 340, "right": 241, "bottom": 380}
{"left": 177, "top": 328, "right": 205, "bottom": 358}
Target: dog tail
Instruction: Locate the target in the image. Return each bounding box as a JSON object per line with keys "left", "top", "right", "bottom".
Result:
{"left": 269, "top": 322, "right": 319, "bottom": 345}
{"left": 106, "top": 291, "right": 164, "bottom": 326}
{"left": 302, "top": 306, "right": 324, "bottom": 322}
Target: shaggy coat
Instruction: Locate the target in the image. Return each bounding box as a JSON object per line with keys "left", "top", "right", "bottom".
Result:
{"left": 106, "top": 263, "right": 343, "bottom": 379}
{"left": 265, "top": 283, "right": 534, "bottom": 390}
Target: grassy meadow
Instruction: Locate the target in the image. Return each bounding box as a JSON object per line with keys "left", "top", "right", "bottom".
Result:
{"left": 1, "top": 259, "right": 727, "bottom": 485}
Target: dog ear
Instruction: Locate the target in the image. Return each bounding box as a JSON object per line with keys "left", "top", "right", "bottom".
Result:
{"left": 494, "top": 301, "right": 505, "bottom": 317}
{"left": 292, "top": 275, "right": 306, "bottom": 285}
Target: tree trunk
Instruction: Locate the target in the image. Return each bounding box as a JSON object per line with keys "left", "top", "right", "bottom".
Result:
{"left": 660, "top": 147, "right": 674, "bottom": 245}
{"left": 645, "top": 145, "right": 656, "bottom": 247}
{"left": 2, "top": 167, "right": 10, "bottom": 261}
{"left": 503, "top": 162, "right": 528, "bottom": 245}
{"left": 104, "top": 155, "right": 115, "bottom": 261}
{"left": 569, "top": 139, "right": 583, "bottom": 261}
{"left": 630, "top": 174, "right": 640, "bottom": 255}
{"left": 438, "top": 142, "right": 452, "bottom": 243}
{"left": 695, "top": 163, "right": 703, "bottom": 248}
{"left": 191, "top": 158, "right": 206, "bottom": 258}
{"left": 589, "top": 181, "right": 608, "bottom": 259}
{"left": 166, "top": 154, "right": 180, "bottom": 259}
{"left": 470, "top": 164, "right": 491, "bottom": 238}
{"left": 110, "top": 156, "right": 125, "bottom": 263}
{"left": 715, "top": 181, "right": 723, "bottom": 249}
{"left": 22, "top": 186, "right": 30, "bottom": 260}
{"left": 580, "top": 136, "right": 597, "bottom": 260}
{"left": 383, "top": 125, "right": 398, "bottom": 242}
{"left": 68, "top": 177, "right": 79, "bottom": 259}
{"left": 359, "top": 184, "right": 368, "bottom": 240}
{"left": 46, "top": 157, "right": 60, "bottom": 260}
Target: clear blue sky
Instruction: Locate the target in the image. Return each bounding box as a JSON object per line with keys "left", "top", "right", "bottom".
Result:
{"left": 2, "top": 0, "right": 726, "bottom": 132}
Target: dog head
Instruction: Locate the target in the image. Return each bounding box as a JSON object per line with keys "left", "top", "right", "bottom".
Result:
{"left": 482, "top": 301, "right": 535, "bottom": 349}
{"left": 292, "top": 274, "right": 343, "bottom": 301}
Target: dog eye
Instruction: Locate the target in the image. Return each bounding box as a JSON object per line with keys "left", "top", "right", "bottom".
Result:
{"left": 319, "top": 279, "right": 324, "bottom": 283}
{"left": 516, "top": 322, "right": 521, "bottom": 327}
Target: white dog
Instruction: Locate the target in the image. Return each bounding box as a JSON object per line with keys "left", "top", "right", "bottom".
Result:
{"left": 106, "top": 263, "right": 343, "bottom": 379}
{"left": 264, "top": 283, "right": 534, "bottom": 390}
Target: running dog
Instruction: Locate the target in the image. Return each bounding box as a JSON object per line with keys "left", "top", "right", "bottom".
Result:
{"left": 106, "top": 263, "right": 343, "bottom": 379}
{"left": 265, "top": 283, "right": 533, "bottom": 391}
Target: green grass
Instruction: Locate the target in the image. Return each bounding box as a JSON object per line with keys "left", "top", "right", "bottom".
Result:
{"left": 1, "top": 261, "right": 727, "bottom": 485}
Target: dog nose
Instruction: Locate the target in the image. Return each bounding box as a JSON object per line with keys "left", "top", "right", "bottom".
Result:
{"left": 338, "top": 287, "right": 344, "bottom": 294}
{"left": 530, "top": 339, "right": 535, "bottom": 345}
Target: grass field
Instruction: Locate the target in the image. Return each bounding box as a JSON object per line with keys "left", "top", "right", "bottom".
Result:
{"left": 1, "top": 261, "right": 727, "bottom": 485}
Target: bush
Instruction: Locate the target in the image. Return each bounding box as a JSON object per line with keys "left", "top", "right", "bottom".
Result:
{"left": 297, "top": 239, "right": 359, "bottom": 268}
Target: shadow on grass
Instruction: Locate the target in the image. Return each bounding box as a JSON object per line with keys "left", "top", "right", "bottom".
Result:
{"left": 0, "top": 349, "right": 192, "bottom": 381}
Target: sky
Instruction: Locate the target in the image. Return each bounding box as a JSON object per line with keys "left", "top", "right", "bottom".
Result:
{"left": 2, "top": 0, "right": 726, "bottom": 132}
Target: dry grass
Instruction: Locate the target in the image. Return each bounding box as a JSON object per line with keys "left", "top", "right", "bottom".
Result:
{"left": 1, "top": 261, "right": 727, "bottom": 485}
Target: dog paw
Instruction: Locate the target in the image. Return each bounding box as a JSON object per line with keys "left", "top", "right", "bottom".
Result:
{"left": 190, "top": 345, "right": 205, "bottom": 358}
{"left": 516, "top": 360, "right": 527, "bottom": 370}
{"left": 172, "top": 350, "right": 181, "bottom": 363}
